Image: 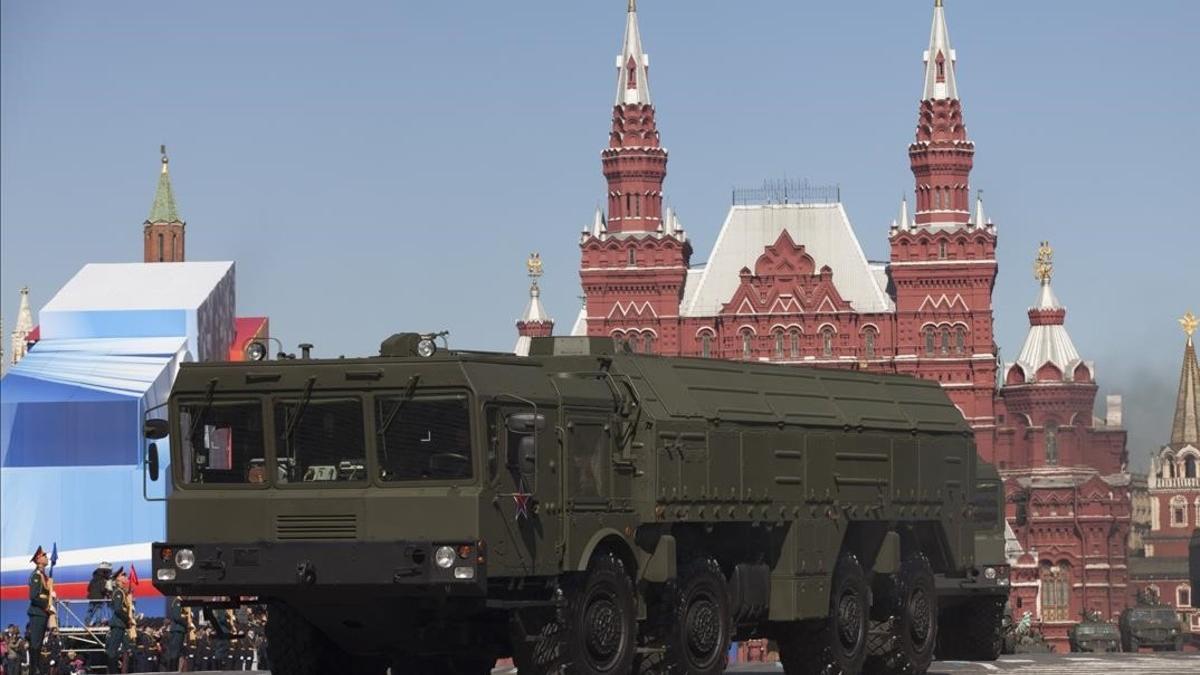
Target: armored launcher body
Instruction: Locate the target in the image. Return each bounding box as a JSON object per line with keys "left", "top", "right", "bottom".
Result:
{"left": 151, "top": 335, "right": 999, "bottom": 675}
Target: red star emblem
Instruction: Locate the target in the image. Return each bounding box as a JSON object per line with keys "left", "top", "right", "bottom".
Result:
{"left": 513, "top": 493, "right": 532, "bottom": 521}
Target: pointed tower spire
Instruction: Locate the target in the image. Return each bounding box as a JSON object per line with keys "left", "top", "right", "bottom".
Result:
{"left": 515, "top": 253, "right": 554, "bottom": 356}
{"left": 909, "top": 0, "right": 975, "bottom": 229}
{"left": 602, "top": 2, "right": 668, "bottom": 234}
{"left": 592, "top": 207, "right": 606, "bottom": 238}
{"left": 1171, "top": 311, "right": 1200, "bottom": 447}
{"left": 144, "top": 145, "right": 186, "bottom": 263}
{"left": 616, "top": 0, "right": 651, "bottom": 106}
{"left": 899, "top": 196, "right": 912, "bottom": 230}
{"left": 1010, "top": 242, "right": 1086, "bottom": 383}
{"left": 923, "top": 0, "right": 959, "bottom": 102}
{"left": 972, "top": 190, "right": 986, "bottom": 228}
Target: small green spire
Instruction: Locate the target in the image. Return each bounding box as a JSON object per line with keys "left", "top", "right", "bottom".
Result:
{"left": 147, "top": 145, "right": 182, "bottom": 224}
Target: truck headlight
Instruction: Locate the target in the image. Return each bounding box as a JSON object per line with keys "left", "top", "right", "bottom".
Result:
{"left": 984, "top": 567, "right": 997, "bottom": 580}
{"left": 175, "top": 549, "right": 195, "bottom": 570}
{"left": 156, "top": 569, "right": 176, "bottom": 581}
{"left": 435, "top": 546, "right": 456, "bottom": 569}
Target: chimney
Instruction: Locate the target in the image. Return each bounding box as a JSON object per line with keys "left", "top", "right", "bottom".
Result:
{"left": 1106, "top": 394, "right": 1123, "bottom": 428}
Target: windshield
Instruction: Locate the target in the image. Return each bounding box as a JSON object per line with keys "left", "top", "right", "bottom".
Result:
{"left": 973, "top": 479, "right": 1003, "bottom": 532}
{"left": 180, "top": 401, "right": 266, "bottom": 485}
{"left": 274, "top": 398, "right": 367, "bottom": 484}
{"left": 375, "top": 396, "right": 471, "bottom": 481}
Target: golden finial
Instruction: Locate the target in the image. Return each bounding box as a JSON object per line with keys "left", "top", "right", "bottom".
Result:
{"left": 935, "top": 0, "right": 944, "bottom": 7}
{"left": 1181, "top": 311, "right": 1198, "bottom": 341}
{"left": 527, "top": 253, "right": 544, "bottom": 279}
{"left": 1033, "top": 241, "right": 1053, "bottom": 283}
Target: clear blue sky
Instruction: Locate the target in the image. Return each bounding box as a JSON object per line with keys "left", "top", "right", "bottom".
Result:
{"left": 2, "top": 1, "right": 1197, "bottom": 465}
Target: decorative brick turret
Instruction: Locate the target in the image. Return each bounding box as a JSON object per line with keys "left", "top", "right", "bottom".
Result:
{"left": 514, "top": 253, "right": 554, "bottom": 356}
{"left": 580, "top": 1, "right": 690, "bottom": 354}
{"left": 889, "top": 0, "right": 998, "bottom": 459}
{"left": 144, "top": 145, "right": 185, "bottom": 263}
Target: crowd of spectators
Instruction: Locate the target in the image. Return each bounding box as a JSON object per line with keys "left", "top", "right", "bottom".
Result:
{"left": 1, "top": 606, "right": 270, "bottom": 674}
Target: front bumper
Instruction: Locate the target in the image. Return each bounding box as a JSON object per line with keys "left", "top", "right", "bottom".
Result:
{"left": 151, "top": 540, "right": 486, "bottom": 598}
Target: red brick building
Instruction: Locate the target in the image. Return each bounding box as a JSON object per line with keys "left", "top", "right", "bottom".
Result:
{"left": 1130, "top": 313, "right": 1200, "bottom": 635}
{"left": 996, "top": 252, "right": 1132, "bottom": 649}
{"left": 572, "top": 0, "right": 1000, "bottom": 459}
{"left": 514, "top": 0, "right": 1135, "bottom": 649}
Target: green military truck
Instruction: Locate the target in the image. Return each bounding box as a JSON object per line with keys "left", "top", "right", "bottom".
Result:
{"left": 1119, "top": 604, "right": 1184, "bottom": 652}
{"left": 933, "top": 463, "right": 1009, "bottom": 661}
{"left": 148, "top": 335, "right": 1003, "bottom": 675}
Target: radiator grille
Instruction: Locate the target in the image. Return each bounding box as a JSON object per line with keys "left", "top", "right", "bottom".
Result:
{"left": 274, "top": 514, "right": 358, "bottom": 540}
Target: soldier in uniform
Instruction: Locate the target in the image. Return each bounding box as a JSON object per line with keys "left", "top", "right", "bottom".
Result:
{"left": 105, "top": 567, "right": 135, "bottom": 674}
{"left": 27, "top": 545, "right": 54, "bottom": 675}
{"left": 205, "top": 606, "right": 236, "bottom": 670}
{"left": 165, "top": 596, "right": 188, "bottom": 670}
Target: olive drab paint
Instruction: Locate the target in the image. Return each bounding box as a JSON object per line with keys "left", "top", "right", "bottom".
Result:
{"left": 151, "top": 335, "right": 999, "bottom": 665}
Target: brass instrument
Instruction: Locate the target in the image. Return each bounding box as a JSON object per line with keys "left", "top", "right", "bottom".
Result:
{"left": 183, "top": 606, "right": 197, "bottom": 643}
{"left": 123, "top": 588, "right": 137, "bottom": 640}
{"left": 40, "top": 570, "right": 59, "bottom": 630}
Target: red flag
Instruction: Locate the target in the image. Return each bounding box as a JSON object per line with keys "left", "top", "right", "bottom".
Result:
{"left": 129, "top": 564, "right": 140, "bottom": 587}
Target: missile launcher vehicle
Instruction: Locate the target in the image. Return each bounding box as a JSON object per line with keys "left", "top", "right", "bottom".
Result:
{"left": 148, "top": 334, "right": 1004, "bottom": 675}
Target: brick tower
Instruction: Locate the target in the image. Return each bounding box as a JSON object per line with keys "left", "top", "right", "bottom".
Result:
{"left": 144, "top": 145, "right": 185, "bottom": 263}
{"left": 889, "top": 0, "right": 999, "bottom": 460}
{"left": 580, "top": 1, "right": 691, "bottom": 355}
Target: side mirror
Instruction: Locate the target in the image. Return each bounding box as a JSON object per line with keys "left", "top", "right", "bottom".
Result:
{"left": 144, "top": 418, "right": 170, "bottom": 440}
{"left": 505, "top": 412, "right": 545, "bottom": 434}
{"left": 147, "top": 443, "right": 161, "bottom": 482}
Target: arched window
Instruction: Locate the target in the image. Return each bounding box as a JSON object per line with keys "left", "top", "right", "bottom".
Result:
{"left": 1171, "top": 495, "right": 1188, "bottom": 527}
{"left": 940, "top": 326, "right": 951, "bottom": 355}
{"left": 1040, "top": 563, "right": 1070, "bottom": 622}
{"left": 157, "top": 233, "right": 164, "bottom": 262}
{"left": 955, "top": 326, "right": 967, "bottom": 354}
{"left": 1045, "top": 422, "right": 1059, "bottom": 466}
{"left": 821, "top": 327, "right": 835, "bottom": 357}
{"left": 789, "top": 329, "right": 801, "bottom": 359}
{"left": 628, "top": 248, "right": 636, "bottom": 265}
{"left": 700, "top": 333, "right": 713, "bottom": 359}
{"left": 864, "top": 328, "right": 877, "bottom": 359}
{"left": 924, "top": 326, "right": 936, "bottom": 355}
{"left": 612, "top": 335, "right": 625, "bottom": 352}
{"left": 626, "top": 336, "right": 638, "bottom": 354}
{"left": 741, "top": 331, "right": 753, "bottom": 360}
{"left": 773, "top": 330, "right": 785, "bottom": 359}
{"left": 1185, "top": 455, "right": 1197, "bottom": 479}
{"left": 1179, "top": 585, "right": 1192, "bottom": 609}
{"left": 643, "top": 333, "right": 654, "bottom": 355}
{"left": 625, "top": 194, "right": 631, "bottom": 215}
{"left": 171, "top": 233, "right": 177, "bottom": 261}
{"left": 938, "top": 241, "right": 947, "bottom": 260}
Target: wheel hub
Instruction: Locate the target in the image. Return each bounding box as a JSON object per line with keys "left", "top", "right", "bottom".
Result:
{"left": 685, "top": 592, "right": 721, "bottom": 662}
{"left": 908, "top": 587, "right": 932, "bottom": 646}
{"left": 583, "top": 592, "right": 621, "bottom": 665}
{"left": 837, "top": 589, "right": 864, "bottom": 650}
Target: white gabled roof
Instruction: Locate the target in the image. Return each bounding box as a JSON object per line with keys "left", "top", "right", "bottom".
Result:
{"left": 923, "top": 0, "right": 959, "bottom": 101}
{"left": 682, "top": 203, "right": 894, "bottom": 317}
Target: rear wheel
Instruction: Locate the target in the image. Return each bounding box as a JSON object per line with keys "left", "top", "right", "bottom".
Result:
{"left": 662, "top": 558, "right": 732, "bottom": 675}
{"left": 863, "top": 555, "right": 937, "bottom": 675}
{"left": 936, "top": 598, "right": 1003, "bottom": 661}
{"left": 778, "top": 553, "right": 870, "bottom": 675}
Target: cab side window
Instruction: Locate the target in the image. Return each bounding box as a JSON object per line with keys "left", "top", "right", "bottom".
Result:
{"left": 567, "top": 419, "right": 608, "bottom": 499}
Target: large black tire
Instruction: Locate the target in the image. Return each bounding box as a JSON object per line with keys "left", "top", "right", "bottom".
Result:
{"left": 662, "top": 558, "right": 733, "bottom": 675}
{"left": 513, "top": 552, "right": 637, "bottom": 675}
{"left": 778, "top": 553, "right": 870, "bottom": 675}
{"left": 936, "top": 598, "right": 1003, "bottom": 661}
{"left": 863, "top": 555, "right": 937, "bottom": 675}
{"left": 266, "top": 602, "right": 347, "bottom": 675}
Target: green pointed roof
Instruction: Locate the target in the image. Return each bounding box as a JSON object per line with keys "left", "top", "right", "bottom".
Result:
{"left": 147, "top": 155, "right": 182, "bottom": 224}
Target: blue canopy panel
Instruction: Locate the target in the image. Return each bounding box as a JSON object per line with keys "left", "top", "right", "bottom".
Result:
{"left": 0, "top": 338, "right": 186, "bottom": 467}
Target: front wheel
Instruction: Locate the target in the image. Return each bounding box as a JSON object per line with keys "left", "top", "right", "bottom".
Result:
{"left": 864, "top": 555, "right": 937, "bottom": 675}
{"left": 525, "top": 552, "right": 636, "bottom": 675}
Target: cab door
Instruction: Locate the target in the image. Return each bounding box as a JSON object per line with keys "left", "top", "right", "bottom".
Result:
{"left": 483, "top": 404, "right": 560, "bottom": 576}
